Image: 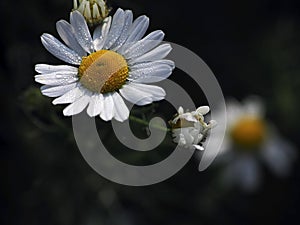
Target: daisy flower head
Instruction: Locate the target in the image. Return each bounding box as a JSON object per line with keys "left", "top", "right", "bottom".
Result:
{"left": 170, "top": 106, "right": 217, "bottom": 151}
{"left": 35, "top": 8, "right": 174, "bottom": 122}
{"left": 211, "top": 96, "right": 297, "bottom": 191}
{"left": 73, "top": 0, "right": 110, "bottom": 26}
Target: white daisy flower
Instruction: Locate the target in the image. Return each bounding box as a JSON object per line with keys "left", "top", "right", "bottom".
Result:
{"left": 211, "top": 96, "right": 297, "bottom": 191}
{"left": 35, "top": 8, "right": 174, "bottom": 122}
{"left": 73, "top": 0, "right": 110, "bottom": 26}
{"left": 170, "top": 106, "right": 217, "bottom": 151}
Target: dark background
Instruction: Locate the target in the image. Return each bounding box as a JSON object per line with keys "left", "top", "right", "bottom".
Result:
{"left": 1, "top": 0, "right": 300, "bottom": 224}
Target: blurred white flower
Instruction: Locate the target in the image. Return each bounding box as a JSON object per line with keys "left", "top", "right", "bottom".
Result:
{"left": 170, "top": 106, "right": 217, "bottom": 150}
{"left": 73, "top": 0, "right": 110, "bottom": 26}
{"left": 35, "top": 9, "right": 174, "bottom": 122}
{"left": 211, "top": 96, "right": 297, "bottom": 191}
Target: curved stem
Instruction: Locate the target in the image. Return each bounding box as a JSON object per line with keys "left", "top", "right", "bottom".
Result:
{"left": 129, "top": 115, "right": 171, "bottom": 132}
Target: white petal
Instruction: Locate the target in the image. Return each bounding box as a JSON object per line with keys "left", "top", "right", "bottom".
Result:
{"left": 244, "top": 96, "right": 265, "bottom": 117}
{"left": 128, "top": 44, "right": 172, "bottom": 64}
{"left": 93, "top": 24, "right": 102, "bottom": 40}
{"left": 63, "top": 94, "right": 91, "bottom": 116}
{"left": 52, "top": 85, "right": 87, "bottom": 105}
{"left": 190, "top": 128, "right": 203, "bottom": 144}
{"left": 93, "top": 17, "right": 112, "bottom": 51}
{"left": 129, "top": 64, "right": 173, "bottom": 83}
{"left": 208, "top": 120, "right": 218, "bottom": 128}
{"left": 222, "top": 156, "right": 260, "bottom": 191}
{"left": 177, "top": 106, "right": 184, "bottom": 114}
{"left": 225, "top": 99, "right": 244, "bottom": 126}
{"left": 172, "top": 128, "right": 195, "bottom": 149}
{"left": 35, "top": 64, "right": 78, "bottom": 74}
{"left": 103, "top": 8, "right": 125, "bottom": 49}
{"left": 237, "top": 156, "right": 261, "bottom": 191}
{"left": 180, "top": 113, "right": 198, "bottom": 123}
{"left": 119, "top": 84, "right": 153, "bottom": 105}
{"left": 196, "top": 106, "right": 210, "bottom": 115}
{"left": 130, "top": 60, "right": 174, "bottom": 70}
{"left": 87, "top": 94, "right": 104, "bottom": 117}
{"left": 120, "top": 83, "right": 165, "bottom": 105}
{"left": 56, "top": 20, "right": 86, "bottom": 57}
{"left": 172, "top": 129, "right": 181, "bottom": 142}
{"left": 111, "top": 10, "right": 133, "bottom": 50}
{"left": 194, "top": 132, "right": 205, "bottom": 145}
{"left": 180, "top": 128, "right": 194, "bottom": 145}
{"left": 41, "top": 34, "right": 82, "bottom": 65}
{"left": 112, "top": 92, "right": 129, "bottom": 122}
{"left": 194, "top": 145, "right": 205, "bottom": 151}
{"left": 100, "top": 93, "right": 114, "bottom": 121}
{"left": 41, "top": 83, "right": 77, "bottom": 97}
{"left": 124, "top": 30, "right": 165, "bottom": 59}
{"left": 157, "top": 59, "right": 175, "bottom": 69}
{"left": 179, "top": 134, "right": 187, "bottom": 146}
{"left": 35, "top": 72, "right": 78, "bottom": 85}
{"left": 126, "top": 83, "right": 166, "bottom": 102}
{"left": 125, "top": 15, "right": 149, "bottom": 44}
{"left": 261, "top": 137, "right": 296, "bottom": 177}
{"left": 70, "top": 10, "right": 94, "bottom": 53}
{"left": 222, "top": 155, "right": 261, "bottom": 192}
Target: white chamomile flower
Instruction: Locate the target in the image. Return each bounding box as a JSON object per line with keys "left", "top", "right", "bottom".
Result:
{"left": 73, "top": 0, "right": 110, "bottom": 26}
{"left": 170, "top": 106, "right": 217, "bottom": 151}
{"left": 211, "top": 96, "right": 297, "bottom": 191}
{"left": 35, "top": 8, "right": 174, "bottom": 122}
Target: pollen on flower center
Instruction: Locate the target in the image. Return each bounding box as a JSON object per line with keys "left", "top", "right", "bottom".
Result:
{"left": 78, "top": 50, "right": 129, "bottom": 93}
{"left": 230, "top": 116, "right": 266, "bottom": 149}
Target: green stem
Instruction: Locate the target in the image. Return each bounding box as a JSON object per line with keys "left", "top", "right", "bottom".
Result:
{"left": 129, "top": 115, "right": 171, "bottom": 132}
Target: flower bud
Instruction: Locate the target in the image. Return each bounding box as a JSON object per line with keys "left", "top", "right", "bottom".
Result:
{"left": 170, "top": 106, "right": 216, "bottom": 150}
{"left": 73, "top": 0, "right": 110, "bottom": 26}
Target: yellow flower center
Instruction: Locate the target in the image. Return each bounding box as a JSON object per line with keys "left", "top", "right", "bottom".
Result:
{"left": 78, "top": 50, "right": 129, "bottom": 93}
{"left": 230, "top": 116, "right": 266, "bottom": 149}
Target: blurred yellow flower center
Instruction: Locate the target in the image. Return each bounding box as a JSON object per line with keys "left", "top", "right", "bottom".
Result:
{"left": 78, "top": 50, "right": 129, "bottom": 93}
{"left": 230, "top": 116, "right": 266, "bottom": 149}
